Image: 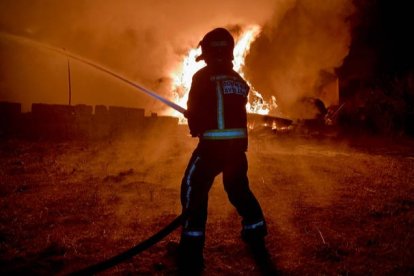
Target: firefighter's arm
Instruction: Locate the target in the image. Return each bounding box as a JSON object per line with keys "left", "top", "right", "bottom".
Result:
{"left": 186, "top": 109, "right": 201, "bottom": 138}
{"left": 186, "top": 76, "right": 203, "bottom": 137}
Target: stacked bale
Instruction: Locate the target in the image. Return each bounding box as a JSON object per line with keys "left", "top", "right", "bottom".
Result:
{"left": 0, "top": 102, "right": 21, "bottom": 138}
{"left": 1, "top": 102, "right": 179, "bottom": 140}
{"left": 31, "top": 103, "right": 74, "bottom": 140}
{"left": 72, "top": 104, "right": 93, "bottom": 139}
{"left": 93, "top": 105, "right": 110, "bottom": 138}
{"left": 145, "top": 112, "right": 179, "bottom": 136}
{"left": 108, "top": 106, "right": 145, "bottom": 137}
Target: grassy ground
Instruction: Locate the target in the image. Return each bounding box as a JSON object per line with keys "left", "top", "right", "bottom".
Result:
{"left": 0, "top": 130, "right": 413, "bottom": 275}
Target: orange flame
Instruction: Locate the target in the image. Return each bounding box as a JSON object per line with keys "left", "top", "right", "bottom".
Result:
{"left": 170, "top": 25, "right": 277, "bottom": 123}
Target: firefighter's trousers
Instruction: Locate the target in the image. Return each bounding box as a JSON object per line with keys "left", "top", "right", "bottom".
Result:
{"left": 180, "top": 144, "right": 266, "bottom": 241}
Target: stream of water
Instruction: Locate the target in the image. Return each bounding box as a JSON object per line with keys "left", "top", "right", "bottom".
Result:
{"left": 0, "top": 32, "right": 186, "bottom": 114}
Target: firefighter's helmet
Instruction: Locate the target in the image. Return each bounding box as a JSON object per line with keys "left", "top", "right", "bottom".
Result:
{"left": 196, "top": 28, "right": 234, "bottom": 62}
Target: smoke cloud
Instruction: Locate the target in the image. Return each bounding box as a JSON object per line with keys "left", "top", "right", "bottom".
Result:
{"left": 245, "top": 0, "right": 354, "bottom": 117}
{"left": 0, "top": 0, "right": 353, "bottom": 116}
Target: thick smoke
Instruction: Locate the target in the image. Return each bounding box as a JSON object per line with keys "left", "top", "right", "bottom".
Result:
{"left": 245, "top": 0, "right": 354, "bottom": 118}
{"left": 0, "top": 0, "right": 276, "bottom": 111}
{"left": 0, "top": 0, "right": 353, "bottom": 116}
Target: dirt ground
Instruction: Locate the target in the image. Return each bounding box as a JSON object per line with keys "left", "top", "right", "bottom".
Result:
{"left": 1, "top": 129, "right": 414, "bottom": 275}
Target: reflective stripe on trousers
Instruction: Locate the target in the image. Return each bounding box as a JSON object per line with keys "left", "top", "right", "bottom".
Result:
{"left": 183, "top": 230, "right": 204, "bottom": 237}
{"left": 184, "top": 156, "right": 200, "bottom": 228}
{"left": 243, "top": 220, "right": 265, "bottom": 230}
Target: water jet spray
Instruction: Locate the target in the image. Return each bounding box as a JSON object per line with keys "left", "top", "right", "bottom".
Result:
{"left": 0, "top": 32, "right": 187, "bottom": 114}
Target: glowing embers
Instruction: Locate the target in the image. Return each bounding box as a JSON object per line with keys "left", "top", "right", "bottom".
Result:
{"left": 170, "top": 25, "right": 277, "bottom": 123}
{"left": 247, "top": 93, "right": 278, "bottom": 115}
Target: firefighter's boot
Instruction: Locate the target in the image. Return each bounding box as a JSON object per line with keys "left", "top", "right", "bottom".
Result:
{"left": 177, "top": 235, "right": 205, "bottom": 275}
{"left": 242, "top": 222, "right": 279, "bottom": 275}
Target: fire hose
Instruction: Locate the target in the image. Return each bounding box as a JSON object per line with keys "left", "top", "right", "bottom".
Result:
{"left": 71, "top": 212, "right": 188, "bottom": 275}
{"left": 54, "top": 41, "right": 189, "bottom": 274}
{"left": 2, "top": 32, "right": 193, "bottom": 274}
{"left": 54, "top": 45, "right": 189, "bottom": 274}
{"left": 0, "top": 32, "right": 188, "bottom": 115}
{"left": 56, "top": 52, "right": 188, "bottom": 115}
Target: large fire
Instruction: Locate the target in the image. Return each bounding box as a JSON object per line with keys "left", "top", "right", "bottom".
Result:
{"left": 169, "top": 25, "right": 277, "bottom": 122}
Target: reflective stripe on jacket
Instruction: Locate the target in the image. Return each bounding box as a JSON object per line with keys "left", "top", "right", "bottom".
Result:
{"left": 186, "top": 62, "right": 249, "bottom": 146}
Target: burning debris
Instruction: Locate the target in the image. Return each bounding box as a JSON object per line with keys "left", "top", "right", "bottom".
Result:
{"left": 247, "top": 113, "right": 293, "bottom": 134}
{"left": 168, "top": 24, "right": 348, "bottom": 137}
{"left": 0, "top": 1, "right": 360, "bottom": 136}
{"left": 0, "top": 1, "right": 414, "bottom": 274}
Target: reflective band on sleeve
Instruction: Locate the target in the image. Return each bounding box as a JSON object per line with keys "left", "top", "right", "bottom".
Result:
{"left": 183, "top": 230, "right": 204, "bottom": 237}
{"left": 243, "top": 220, "right": 265, "bottom": 230}
{"left": 202, "top": 128, "right": 247, "bottom": 140}
{"left": 210, "top": 75, "right": 239, "bottom": 81}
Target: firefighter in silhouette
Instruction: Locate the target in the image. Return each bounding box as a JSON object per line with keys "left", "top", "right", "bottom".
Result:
{"left": 178, "top": 28, "right": 269, "bottom": 274}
